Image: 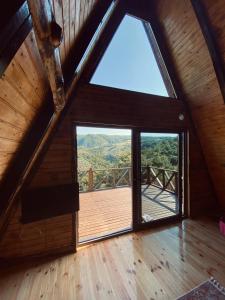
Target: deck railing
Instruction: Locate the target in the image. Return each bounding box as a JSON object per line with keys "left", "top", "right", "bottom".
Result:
{"left": 78, "top": 165, "right": 178, "bottom": 195}
{"left": 141, "top": 166, "right": 178, "bottom": 194}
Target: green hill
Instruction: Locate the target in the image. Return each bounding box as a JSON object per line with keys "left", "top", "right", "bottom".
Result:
{"left": 77, "top": 134, "right": 178, "bottom": 171}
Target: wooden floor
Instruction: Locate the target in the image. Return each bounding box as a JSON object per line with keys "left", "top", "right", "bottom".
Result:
{"left": 79, "top": 186, "right": 177, "bottom": 242}
{"left": 1, "top": 218, "right": 225, "bottom": 299}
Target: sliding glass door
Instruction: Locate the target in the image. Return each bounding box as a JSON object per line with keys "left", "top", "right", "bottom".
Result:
{"left": 75, "top": 125, "right": 132, "bottom": 243}
{"left": 74, "top": 126, "right": 184, "bottom": 246}
{"left": 134, "top": 131, "right": 183, "bottom": 226}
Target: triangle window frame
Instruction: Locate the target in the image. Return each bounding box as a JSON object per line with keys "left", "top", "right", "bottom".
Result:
{"left": 80, "top": 2, "right": 177, "bottom": 99}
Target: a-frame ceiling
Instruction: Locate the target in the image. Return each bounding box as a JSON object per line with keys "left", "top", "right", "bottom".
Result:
{"left": 0, "top": 0, "right": 114, "bottom": 231}
{"left": 0, "top": 0, "right": 225, "bottom": 245}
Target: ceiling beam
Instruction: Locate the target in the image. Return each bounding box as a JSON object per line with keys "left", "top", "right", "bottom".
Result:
{"left": 27, "top": 0, "right": 65, "bottom": 111}
{"left": 63, "top": 0, "right": 113, "bottom": 87}
{"left": 0, "top": 1, "right": 32, "bottom": 77}
{"left": 191, "top": 0, "right": 225, "bottom": 103}
{"left": 0, "top": 0, "right": 118, "bottom": 236}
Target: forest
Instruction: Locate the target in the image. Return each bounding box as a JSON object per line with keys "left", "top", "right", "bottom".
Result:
{"left": 77, "top": 134, "right": 178, "bottom": 171}
{"left": 77, "top": 134, "right": 178, "bottom": 191}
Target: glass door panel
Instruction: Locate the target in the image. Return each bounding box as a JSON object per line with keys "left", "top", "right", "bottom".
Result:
{"left": 140, "top": 132, "right": 181, "bottom": 223}
{"left": 76, "top": 125, "right": 133, "bottom": 243}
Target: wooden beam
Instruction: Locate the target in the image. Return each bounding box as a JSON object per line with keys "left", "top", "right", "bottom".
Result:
{"left": 149, "top": 4, "right": 217, "bottom": 215}
{"left": 143, "top": 22, "right": 176, "bottom": 98}
{"left": 0, "top": 1, "right": 32, "bottom": 77}
{"left": 191, "top": 0, "right": 225, "bottom": 103}
{"left": 27, "top": 0, "right": 65, "bottom": 111}
{"left": 0, "top": 0, "right": 26, "bottom": 28}
{"left": 0, "top": 0, "right": 119, "bottom": 234}
{"left": 81, "top": 2, "right": 125, "bottom": 83}
{"left": 63, "top": 0, "right": 113, "bottom": 87}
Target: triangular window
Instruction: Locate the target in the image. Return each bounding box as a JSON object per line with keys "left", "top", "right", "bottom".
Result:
{"left": 90, "top": 15, "right": 172, "bottom": 97}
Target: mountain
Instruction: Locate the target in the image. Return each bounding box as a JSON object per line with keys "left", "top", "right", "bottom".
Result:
{"left": 77, "top": 134, "right": 130, "bottom": 148}
{"left": 77, "top": 134, "right": 178, "bottom": 171}
{"left": 77, "top": 134, "right": 131, "bottom": 171}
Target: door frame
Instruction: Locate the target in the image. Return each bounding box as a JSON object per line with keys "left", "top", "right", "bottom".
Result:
{"left": 72, "top": 122, "right": 187, "bottom": 246}
{"left": 73, "top": 122, "right": 134, "bottom": 244}
{"left": 132, "top": 128, "right": 186, "bottom": 230}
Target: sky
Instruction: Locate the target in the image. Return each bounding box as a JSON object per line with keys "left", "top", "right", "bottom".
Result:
{"left": 77, "top": 127, "right": 131, "bottom": 135}
{"left": 90, "top": 15, "right": 168, "bottom": 97}
{"left": 78, "top": 15, "right": 172, "bottom": 136}
{"left": 77, "top": 126, "right": 177, "bottom": 137}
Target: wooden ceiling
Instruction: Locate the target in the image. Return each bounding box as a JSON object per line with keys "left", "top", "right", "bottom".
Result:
{"left": 0, "top": 0, "right": 99, "bottom": 175}
{"left": 0, "top": 30, "right": 48, "bottom": 182}
{"left": 0, "top": 0, "right": 225, "bottom": 224}
{"left": 0, "top": 0, "right": 103, "bottom": 220}
{"left": 51, "top": 0, "right": 98, "bottom": 66}
{"left": 0, "top": 0, "right": 224, "bottom": 259}
{"left": 154, "top": 0, "right": 225, "bottom": 208}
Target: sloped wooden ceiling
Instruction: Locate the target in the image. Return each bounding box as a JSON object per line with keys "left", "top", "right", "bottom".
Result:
{"left": 0, "top": 0, "right": 111, "bottom": 258}
{"left": 0, "top": 0, "right": 101, "bottom": 214}
{"left": 0, "top": 0, "right": 223, "bottom": 259}
{"left": 0, "top": 30, "right": 48, "bottom": 182}
{"left": 0, "top": 0, "right": 99, "bottom": 180}
{"left": 52, "top": 0, "right": 97, "bottom": 66}
{"left": 154, "top": 0, "right": 225, "bottom": 209}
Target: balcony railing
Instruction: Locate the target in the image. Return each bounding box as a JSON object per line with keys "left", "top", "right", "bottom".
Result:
{"left": 78, "top": 165, "right": 178, "bottom": 195}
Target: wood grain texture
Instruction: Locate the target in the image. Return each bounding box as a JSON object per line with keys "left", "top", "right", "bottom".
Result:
{"left": 0, "top": 0, "right": 109, "bottom": 241}
{"left": 154, "top": 0, "right": 225, "bottom": 209}
{"left": 29, "top": 84, "right": 215, "bottom": 217}
{"left": 52, "top": 0, "right": 99, "bottom": 65}
{"left": 0, "top": 217, "right": 224, "bottom": 299}
{"left": 30, "top": 84, "right": 188, "bottom": 189}
{"left": 0, "top": 30, "right": 48, "bottom": 183}
{"left": 0, "top": 202, "right": 75, "bottom": 259}
{"left": 79, "top": 186, "right": 177, "bottom": 243}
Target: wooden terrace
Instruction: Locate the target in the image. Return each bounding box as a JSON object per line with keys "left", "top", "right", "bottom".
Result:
{"left": 78, "top": 166, "right": 179, "bottom": 242}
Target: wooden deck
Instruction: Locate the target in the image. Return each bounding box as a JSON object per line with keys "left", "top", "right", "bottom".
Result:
{"left": 141, "top": 185, "right": 178, "bottom": 222}
{"left": 79, "top": 185, "right": 178, "bottom": 242}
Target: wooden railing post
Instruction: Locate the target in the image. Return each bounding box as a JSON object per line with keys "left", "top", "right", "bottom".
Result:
{"left": 175, "top": 172, "right": 178, "bottom": 196}
{"left": 162, "top": 169, "right": 166, "bottom": 190}
{"left": 88, "top": 168, "right": 94, "bottom": 191}
{"left": 112, "top": 169, "right": 116, "bottom": 188}
{"left": 128, "top": 168, "right": 132, "bottom": 186}
{"left": 147, "top": 165, "right": 151, "bottom": 185}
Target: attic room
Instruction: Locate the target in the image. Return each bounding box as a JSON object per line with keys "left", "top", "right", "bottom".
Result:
{"left": 0, "top": 0, "right": 225, "bottom": 299}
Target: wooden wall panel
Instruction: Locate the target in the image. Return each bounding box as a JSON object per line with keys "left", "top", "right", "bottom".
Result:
{"left": 30, "top": 84, "right": 188, "bottom": 188}
{"left": 30, "top": 110, "right": 74, "bottom": 188}
{"left": 0, "top": 0, "right": 106, "bottom": 259}
{"left": 154, "top": 0, "right": 225, "bottom": 209}
{"left": 204, "top": 0, "right": 225, "bottom": 60}
{"left": 29, "top": 84, "right": 215, "bottom": 217}
{"left": 0, "top": 203, "right": 74, "bottom": 259}
{"left": 52, "top": 0, "right": 99, "bottom": 65}
{"left": 0, "top": 30, "right": 48, "bottom": 182}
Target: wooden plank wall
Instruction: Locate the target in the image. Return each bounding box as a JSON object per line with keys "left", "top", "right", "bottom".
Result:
{"left": 30, "top": 84, "right": 188, "bottom": 188}
{"left": 30, "top": 84, "right": 215, "bottom": 216}
{"left": 51, "top": 0, "right": 98, "bottom": 65}
{"left": 154, "top": 0, "right": 225, "bottom": 209}
{"left": 0, "top": 83, "right": 216, "bottom": 258}
{"left": 0, "top": 0, "right": 101, "bottom": 259}
{"left": 0, "top": 205, "right": 74, "bottom": 259}
{"left": 0, "top": 30, "right": 48, "bottom": 184}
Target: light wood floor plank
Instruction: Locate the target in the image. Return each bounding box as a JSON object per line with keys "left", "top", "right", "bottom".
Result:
{"left": 1, "top": 218, "right": 225, "bottom": 299}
